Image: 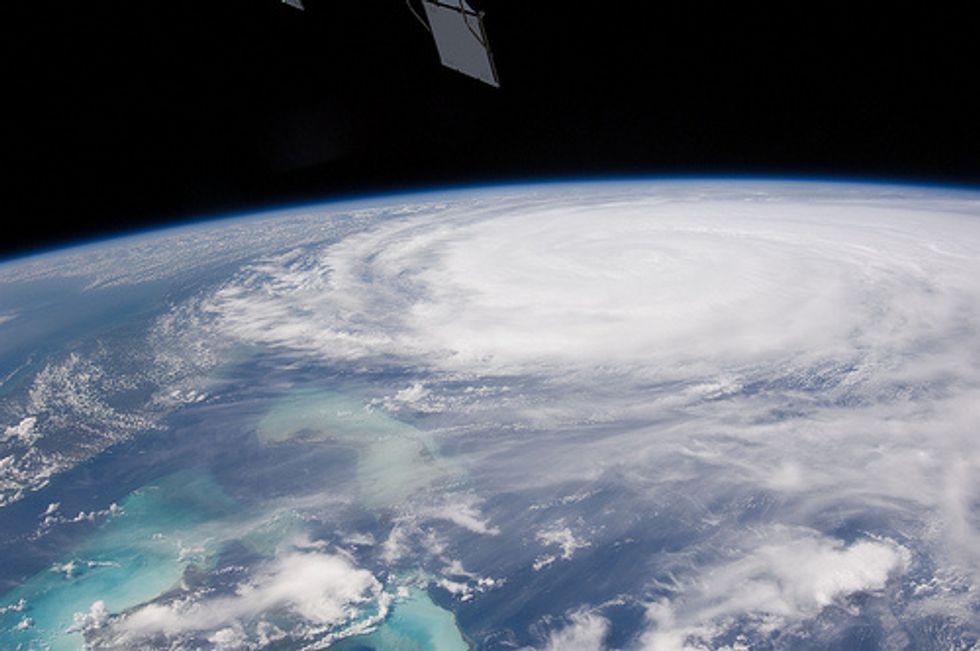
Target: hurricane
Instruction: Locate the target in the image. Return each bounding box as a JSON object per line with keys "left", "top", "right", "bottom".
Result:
{"left": 1, "top": 180, "right": 978, "bottom": 649}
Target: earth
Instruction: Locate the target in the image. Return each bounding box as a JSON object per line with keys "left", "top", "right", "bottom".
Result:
{"left": 1, "top": 179, "right": 979, "bottom": 650}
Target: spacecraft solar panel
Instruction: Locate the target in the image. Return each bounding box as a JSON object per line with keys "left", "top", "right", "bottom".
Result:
{"left": 422, "top": 0, "right": 499, "bottom": 86}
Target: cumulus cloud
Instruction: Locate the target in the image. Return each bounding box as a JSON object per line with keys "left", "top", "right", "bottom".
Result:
{"left": 2, "top": 417, "right": 39, "bottom": 445}
{"left": 537, "top": 525, "right": 589, "bottom": 560}
{"left": 640, "top": 527, "right": 906, "bottom": 650}
{"left": 99, "top": 548, "right": 384, "bottom": 646}
{"left": 1, "top": 352, "right": 157, "bottom": 509}
{"left": 533, "top": 522, "right": 591, "bottom": 571}
{"left": 537, "top": 610, "right": 609, "bottom": 651}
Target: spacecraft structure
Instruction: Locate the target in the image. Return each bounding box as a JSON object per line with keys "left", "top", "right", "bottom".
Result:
{"left": 281, "top": 0, "right": 499, "bottom": 86}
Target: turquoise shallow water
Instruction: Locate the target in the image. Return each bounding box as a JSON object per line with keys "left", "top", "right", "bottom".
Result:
{"left": 0, "top": 471, "right": 237, "bottom": 650}
{"left": 335, "top": 587, "right": 470, "bottom": 651}
{"left": 0, "top": 458, "right": 473, "bottom": 650}
{"left": 257, "top": 390, "right": 461, "bottom": 510}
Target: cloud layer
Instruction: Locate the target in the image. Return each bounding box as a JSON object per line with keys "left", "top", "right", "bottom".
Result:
{"left": 187, "top": 182, "right": 980, "bottom": 646}
{"left": 203, "top": 184, "right": 980, "bottom": 381}
{"left": 5, "top": 181, "right": 978, "bottom": 649}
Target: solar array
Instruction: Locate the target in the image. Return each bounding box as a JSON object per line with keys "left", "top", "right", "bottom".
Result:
{"left": 420, "top": 0, "right": 499, "bottom": 87}
{"left": 277, "top": 0, "right": 499, "bottom": 86}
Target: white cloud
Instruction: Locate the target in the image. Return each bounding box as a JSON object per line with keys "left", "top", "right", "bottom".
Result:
{"left": 341, "top": 531, "right": 376, "bottom": 547}
{"left": 103, "top": 548, "right": 383, "bottom": 645}
{"left": 534, "top": 523, "right": 589, "bottom": 570}
{"left": 200, "top": 185, "right": 980, "bottom": 382}
{"left": 37, "top": 501, "right": 122, "bottom": 532}
{"left": 381, "top": 525, "right": 409, "bottom": 564}
{"left": 0, "top": 200, "right": 394, "bottom": 288}
{"left": 71, "top": 599, "right": 109, "bottom": 633}
{"left": 385, "top": 382, "right": 438, "bottom": 411}
{"left": 423, "top": 494, "right": 500, "bottom": 536}
{"left": 639, "top": 527, "right": 906, "bottom": 650}
{"left": 435, "top": 559, "right": 502, "bottom": 602}
{"left": 536, "top": 610, "right": 609, "bottom": 651}
{"left": 532, "top": 554, "right": 557, "bottom": 572}
{"left": 1, "top": 352, "right": 156, "bottom": 509}
{"left": 208, "top": 624, "right": 248, "bottom": 650}
{"left": 1, "top": 417, "right": 39, "bottom": 445}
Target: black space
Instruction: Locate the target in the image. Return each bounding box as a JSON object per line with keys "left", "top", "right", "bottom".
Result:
{"left": 3, "top": 1, "right": 978, "bottom": 258}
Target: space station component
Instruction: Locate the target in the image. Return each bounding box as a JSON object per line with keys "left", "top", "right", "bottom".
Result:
{"left": 280, "top": 0, "right": 499, "bottom": 86}
{"left": 412, "top": 0, "right": 500, "bottom": 87}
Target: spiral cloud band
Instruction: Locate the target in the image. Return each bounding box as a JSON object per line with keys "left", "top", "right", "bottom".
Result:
{"left": 4, "top": 180, "right": 979, "bottom": 649}
{"left": 192, "top": 181, "right": 980, "bottom": 647}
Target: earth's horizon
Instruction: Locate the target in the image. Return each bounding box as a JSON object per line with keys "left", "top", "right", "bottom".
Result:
{"left": 1, "top": 179, "right": 978, "bottom": 650}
